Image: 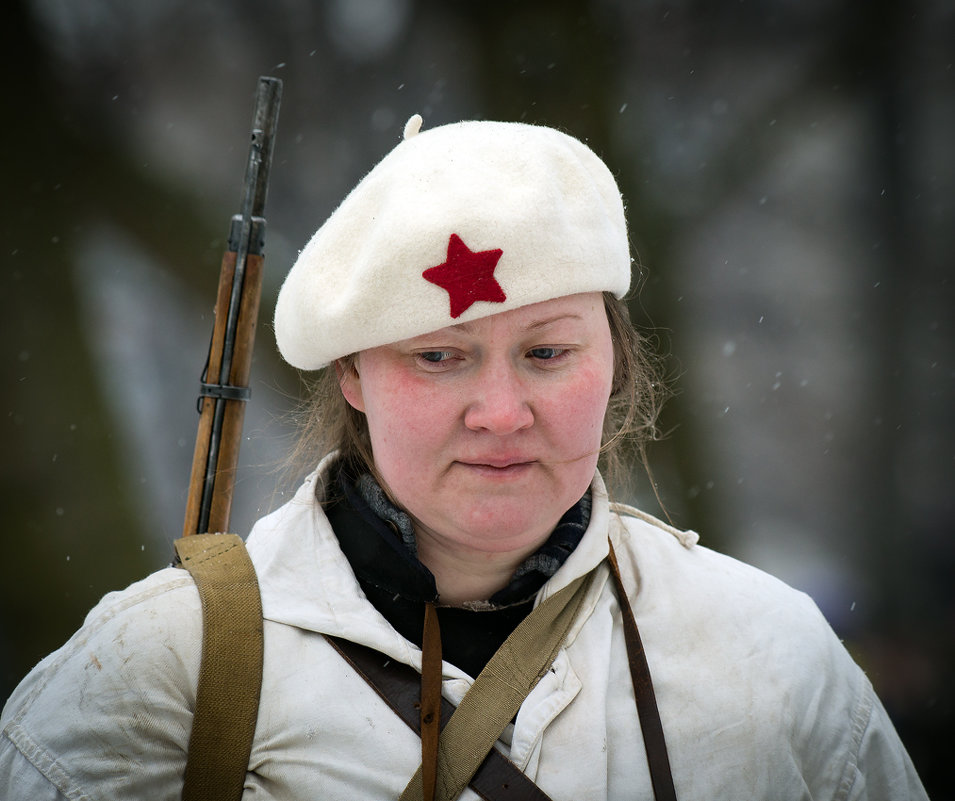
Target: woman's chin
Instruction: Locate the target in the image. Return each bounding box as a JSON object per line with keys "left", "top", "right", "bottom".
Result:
{"left": 444, "top": 507, "right": 558, "bottom": 556}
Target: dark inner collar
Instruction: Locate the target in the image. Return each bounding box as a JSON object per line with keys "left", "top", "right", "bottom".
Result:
{"left": 325, "top": 459, "right": 590, "bottom": 608}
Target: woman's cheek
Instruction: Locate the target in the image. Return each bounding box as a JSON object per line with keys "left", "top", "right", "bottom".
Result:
{"left": 561, "top": 370, "right": 612, "bottom": 436}
{"left": 370, "top": 376, "right": 454, "bottom": 452}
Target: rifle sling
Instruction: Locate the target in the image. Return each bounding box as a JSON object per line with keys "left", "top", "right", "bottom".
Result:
{"left": 175, "top": 533, "right": 264, "bottom": 801}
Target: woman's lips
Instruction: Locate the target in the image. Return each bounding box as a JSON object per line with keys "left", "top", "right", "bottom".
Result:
{"left": 456, "top": 459, "right": 536, "bottom": 478}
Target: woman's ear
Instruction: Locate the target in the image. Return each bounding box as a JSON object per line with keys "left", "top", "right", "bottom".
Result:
{"left": 336, "top": 357, "right": 366, "bottom": 412}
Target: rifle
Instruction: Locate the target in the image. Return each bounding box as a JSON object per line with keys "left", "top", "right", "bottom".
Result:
{"left": 174, "top": 77, "right": 281, "bottom": 801}
{"left": 182, "top": 76, "right": 283, "bottom": 538}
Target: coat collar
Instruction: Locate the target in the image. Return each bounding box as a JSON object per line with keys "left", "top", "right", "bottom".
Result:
{"left": 245, "top": 454, "right": 613, "bottom": 669}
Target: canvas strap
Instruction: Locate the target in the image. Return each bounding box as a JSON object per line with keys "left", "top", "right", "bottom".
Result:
{"left": 174, "top": 533, "right": 264, "bottom": 801}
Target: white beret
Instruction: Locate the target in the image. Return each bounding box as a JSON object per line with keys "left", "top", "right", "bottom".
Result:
{"left": 274, "top": 115, "right": 631, "bottom": 370}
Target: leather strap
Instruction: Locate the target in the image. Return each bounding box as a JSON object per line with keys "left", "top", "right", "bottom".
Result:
{"left": 608, "top": 541, "right": 677, "bottom": 801}
{"left": 327, "top": 635, "right": 554, "bottom": 801}
{"left": 175, "top": 533, "right": 264, "bottom": 801}
{"left": 421, "top": 602, "right": 443, "bottom": 801}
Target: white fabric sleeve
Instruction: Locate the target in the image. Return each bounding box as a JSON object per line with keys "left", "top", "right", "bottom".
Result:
{"left": 0, "top": 569, "right": 202, "bottom": 801}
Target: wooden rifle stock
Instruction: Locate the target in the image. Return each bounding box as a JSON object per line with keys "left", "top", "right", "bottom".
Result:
{"left": 182, "top": 77, "right": 282, "bottom": 538}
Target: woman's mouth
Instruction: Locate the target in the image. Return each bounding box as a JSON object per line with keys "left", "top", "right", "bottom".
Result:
{"left": 456, "top": 459, "right": 536, "bottom": 478}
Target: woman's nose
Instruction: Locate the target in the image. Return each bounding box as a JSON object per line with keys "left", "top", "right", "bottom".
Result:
{"left": 463, "top": 363, "right": 534, "bottom": 434}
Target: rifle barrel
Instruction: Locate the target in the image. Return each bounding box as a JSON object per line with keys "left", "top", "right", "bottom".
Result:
{"left": 184, "top": 76, "right": 282, "bottom": 538}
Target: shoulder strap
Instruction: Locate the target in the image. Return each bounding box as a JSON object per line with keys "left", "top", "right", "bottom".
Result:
{"left": 170, "top": 533, "right": 675, "bottom": 800}
{"left": 399, "top": 571, "right": 593, "bottom": 801}
{"left": 326, "top": 635, "right": 554, "bottom": 801}
{"left": 607, "top": 541, "right": 678, "bottom": 801}
{"left": 174, "top": 533, "right": 264, "bottom": 801}
{"left": 335, "top": 549, "right": 678, "bottom": 801}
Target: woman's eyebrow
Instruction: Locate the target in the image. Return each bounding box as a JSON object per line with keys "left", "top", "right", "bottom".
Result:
{"left": 523, "top": 313, "right": 583, "bottom": 331}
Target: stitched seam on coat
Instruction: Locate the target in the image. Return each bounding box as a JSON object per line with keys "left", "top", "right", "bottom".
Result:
{"left": 3, "top": 723, "right": 93, "bottom": 801}
{"left": 833, "top": 676, "right": 874, "bottom": 801}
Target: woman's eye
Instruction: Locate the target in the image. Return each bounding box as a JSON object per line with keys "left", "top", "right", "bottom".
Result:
{"left": 418, "top": 351, "right": 455, "bottom": 363}
{"left": 528, "top": 347, "right": 564, "bottom": 360}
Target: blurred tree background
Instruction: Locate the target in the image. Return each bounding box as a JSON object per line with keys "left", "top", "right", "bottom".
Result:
{"left": 2, "top": 0, "right": 951, "bottom": 794}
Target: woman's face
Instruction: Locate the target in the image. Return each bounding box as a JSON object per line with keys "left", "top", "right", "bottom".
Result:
{"left": 339, "top": 292, "right": 615, "bottom": 561}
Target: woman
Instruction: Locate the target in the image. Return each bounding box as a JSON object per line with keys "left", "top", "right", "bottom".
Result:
{"left": 1, "top": 116, "right": 927, "bottom": 799}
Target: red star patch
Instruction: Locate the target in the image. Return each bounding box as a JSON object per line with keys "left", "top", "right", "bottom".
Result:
{"left": 422, "top": 234, "right": 506, "bottom": 318}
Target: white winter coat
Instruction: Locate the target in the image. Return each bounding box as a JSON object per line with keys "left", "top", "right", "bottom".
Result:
{"left": 0, "top": 464, "right": 928, "bottom": 800}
